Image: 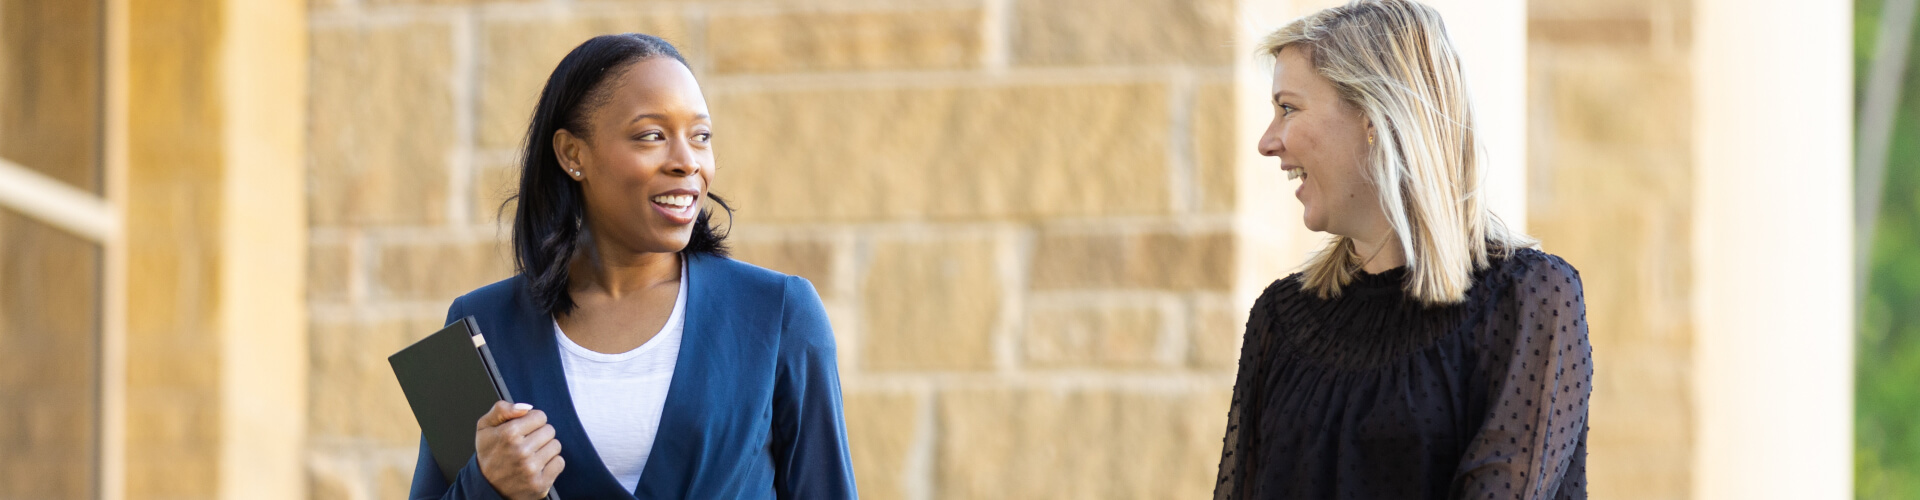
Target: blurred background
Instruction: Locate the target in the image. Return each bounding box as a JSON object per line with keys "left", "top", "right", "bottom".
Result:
{"left": 0, "top": 0, "right": 1884, "bottom": 498}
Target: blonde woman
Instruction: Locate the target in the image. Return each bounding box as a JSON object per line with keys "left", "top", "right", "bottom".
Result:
{"left": 1214, "top": 1, "right": 1591, "bottom": 499}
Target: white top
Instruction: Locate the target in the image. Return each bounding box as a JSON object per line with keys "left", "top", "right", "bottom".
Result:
{"left": 554, "top": 264, "right": 685, "bottom": 493}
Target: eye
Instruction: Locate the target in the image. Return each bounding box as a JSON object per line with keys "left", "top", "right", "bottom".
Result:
{"left": 635, "top": 131, "right": 664, "bottom": 141}
{"left": 1278, "top": 104, "right": 1299, "bottom": 117}
{"left": 693, "top": 132, "right": 712, "bottom": 144}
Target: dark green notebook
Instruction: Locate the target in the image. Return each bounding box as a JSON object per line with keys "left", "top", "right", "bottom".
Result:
{"left": 389, "top": 316, "right": 560, "bottom": 499}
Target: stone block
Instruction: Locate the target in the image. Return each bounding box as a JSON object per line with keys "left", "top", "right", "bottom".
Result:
{"left": 309, "top": 317, "right": 448, "bottom": 447}
{"left": 479, "top": 12, "right": 692, "bottom": 149}
{"left": 1532, "top": 48, "right": 1690, "bottom": 150}
{"left": 861, "top": 237, "right": 1001, "bottom": 371}
{"left": 377, "top": 462, "right": 416, "bottom": 499}
{"left": 307, "top": 462, "right": 358, "bottom": 500}
{"left": 844, "top": 391, "right": 923, "bottom": 500}
{"left": 1011, "top": 0, "right": 1234, "bottom": 66}
{"left": 310, "top": 240, "right": 354, "bottom": 302}
{"left": 730, "top": 238, "right": 836, "bottom": 297}
{"left": 1528, "top": 16, "right": 1654, "bottom": 47}
{"left": 125, "top": 329, "right": 217, "bottom": 391}
{"left": 937, "top": 387, "right": 1231, "bottom": 499}
{"left": 1023, "top": 303, "right": 1164, "bottom": 368}
{"left": 1193, "top": 80, "right": 1237, "bottom": 213}
{"left": 711, "top": 83, "right": 1171, "bottom": 222}
{"left": 1528, "top": 0, "right": 1691, "bottom": 29}
{"left": 310, "top": 21, "right": 455, "bottom": 226}
{"left": 126, "top": 438, "right": 217, "bottom": 498}
{"left": 370, "top": 238, "right": 515, "bottom": 301}
{"left": 473, "top": 160, "right": 520, "bottom": 225}
{"left": 125, "top": 391, "right": 217, "bottom": 450}
{"left": 1188, "top": 299, "right": 1243, "bottom": 370}
{"left": 365, "top": 0, "right": 534, "bottom": 5}
{"left": 709, "top": 8, "right": 981, "bottom": 74}
{"left": 1030, "top": 230, "right": 1233, "bottom": 291}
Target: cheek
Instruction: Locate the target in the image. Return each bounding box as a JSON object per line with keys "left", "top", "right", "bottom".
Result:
{"left": 1283, "top": 122, "right": 1327, "bottom": 158}
{"left": 701, "top": 153, "right": 717, "bottom": 184}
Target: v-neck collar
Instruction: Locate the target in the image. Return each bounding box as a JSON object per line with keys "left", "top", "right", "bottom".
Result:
{"left": 512, "top": 254, "right": 716, "bottom": 499}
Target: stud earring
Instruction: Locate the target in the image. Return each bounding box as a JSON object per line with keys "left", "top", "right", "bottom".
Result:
{"left": 570, "top": 169, "right": 580, "bottom": 177}
{"left": 1367, "top": 134, "right": 1374, "bottom": 145}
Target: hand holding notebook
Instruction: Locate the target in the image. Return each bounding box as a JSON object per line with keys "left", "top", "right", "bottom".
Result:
{"left": 473, "top": 401, "right": 566, "bottom": 499}
{"left": 389, "top": 316, "right": 562, "bottom": 500}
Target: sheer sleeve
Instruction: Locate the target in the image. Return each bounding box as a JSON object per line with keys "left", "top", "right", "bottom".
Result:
{"left": 1214, "top": 281, "right": 1285, "bottom": 500}
{"left": 1452, "top": 255, "right": 1592, "bottom": 500}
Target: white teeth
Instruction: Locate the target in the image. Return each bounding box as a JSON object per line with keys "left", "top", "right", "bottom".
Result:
{"left": 651, "top": 194, "right": 694, "bottom": 208}
{"left": 1286, "top": 169, "right": 1304, "bottom": 181}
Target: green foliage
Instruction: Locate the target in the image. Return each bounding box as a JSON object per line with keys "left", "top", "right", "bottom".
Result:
{"left": 1858, "top": 0, "right": 1920, "bottom": 498}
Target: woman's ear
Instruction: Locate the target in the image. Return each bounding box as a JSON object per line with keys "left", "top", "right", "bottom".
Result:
{"left": 553, "top": 128, "right": 586, "bottom": 180}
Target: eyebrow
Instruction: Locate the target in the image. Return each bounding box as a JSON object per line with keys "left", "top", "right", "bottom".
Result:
{"left": 628, "top": 113, "right": 711, "bottom": 124}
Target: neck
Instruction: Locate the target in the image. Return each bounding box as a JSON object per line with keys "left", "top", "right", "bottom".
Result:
{"left": 1348, "top": 229, "right": 1407, "bottom": 274}
{"left": 570, "top": 229, "right": 681, "bottom": 300}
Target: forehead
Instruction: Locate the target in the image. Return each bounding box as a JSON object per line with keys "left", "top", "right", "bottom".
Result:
{"left": 1269, "top": 45, "right": 1324, "bottom": 94}
{"left": 600, "top": 57, "right": 708, "bottom": 115}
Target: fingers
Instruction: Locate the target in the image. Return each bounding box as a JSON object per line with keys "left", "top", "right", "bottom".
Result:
{"left": 477, "top": 401, "right": 533, "bottom": 430}
{"left": 498, "top": 409, "right": 549, "bottom": 439}
{"left": 539, "top": 453, "right": 567, "bottom": 484}
{"left": 531, "top": 433, "right": 562, "bottom": 463}
{"left": 524, "top": 422, "right": 556, "bottom": 446}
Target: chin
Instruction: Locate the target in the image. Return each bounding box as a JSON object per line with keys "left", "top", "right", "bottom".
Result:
{"left": 664, "top": 236, "right": 694, "bottom": 253}
{"left": 1301, "top": 212, "right": 1328, "bottom": 233}
{"left": 645, "top": 230, "right": 695, "bottom": 254}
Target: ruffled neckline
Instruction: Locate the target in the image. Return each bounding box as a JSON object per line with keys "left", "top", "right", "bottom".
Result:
{"left": 1347, "top": 266, "right": 1409, "bottom": 295}
{"left": 1251, "top": 249, "right": 1546, "bottom": 371}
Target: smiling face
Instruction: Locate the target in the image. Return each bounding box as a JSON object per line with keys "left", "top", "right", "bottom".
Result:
{"left": 554, "top": 56, "right": 714, "bottom": 255}
{"left": 1259, "top": 45, "right": 1382, "bottom": 237}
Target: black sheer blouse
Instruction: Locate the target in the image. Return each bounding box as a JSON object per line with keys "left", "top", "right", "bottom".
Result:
{"left": 1214, "top": 248, "right": 1591, "bottom": 500}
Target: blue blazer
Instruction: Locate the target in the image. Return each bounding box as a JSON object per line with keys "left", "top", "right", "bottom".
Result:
{"left": 408, "top": 254, "right": 858, "bottom": 499}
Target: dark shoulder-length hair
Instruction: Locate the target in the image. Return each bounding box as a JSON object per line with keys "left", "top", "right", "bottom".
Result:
{"left": 509, "top": 33, "right": 731, "bottom": 317}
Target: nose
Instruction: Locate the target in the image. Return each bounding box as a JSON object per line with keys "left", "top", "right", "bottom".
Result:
{"left": 663, "top": 136, "right": 699, "bottom": 176}
{"left": 1257, "top": 117, "right": 1283, "bottom": 157}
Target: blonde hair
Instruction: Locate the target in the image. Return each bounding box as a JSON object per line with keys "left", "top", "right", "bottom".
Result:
{"left": 1264, "top": 0, "right": 1535, "bottom": 306}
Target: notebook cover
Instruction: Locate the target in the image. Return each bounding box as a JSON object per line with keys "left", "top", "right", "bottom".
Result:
{"left": 388, "top": 316, "right": 508, "bottom": 483}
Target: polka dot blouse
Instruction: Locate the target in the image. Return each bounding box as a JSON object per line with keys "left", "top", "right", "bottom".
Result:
{"left": 1214, "top": 248, "right": 1591, "bottom": 500}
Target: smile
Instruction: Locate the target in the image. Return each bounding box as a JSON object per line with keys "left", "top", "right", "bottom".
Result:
{"left": 649, "top": 190, "right": 701, "bottom": 225}
{"left": 651, "top": 194, "right": 695, "bottom": 208}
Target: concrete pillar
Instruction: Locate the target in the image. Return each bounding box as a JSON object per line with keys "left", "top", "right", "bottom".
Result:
{"left": 1692, "top": 0, "right": 1853, "bottom": 498}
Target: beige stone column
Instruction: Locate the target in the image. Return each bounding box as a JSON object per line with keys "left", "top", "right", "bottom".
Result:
{"left": 124, "top": 0, "right": 308, "bottom": 497}
{"left": 214, "top": 0, "right": 309, "bottom": 498}
{"left": 1691, "top": 0, "right": 1853, "bottom": 497}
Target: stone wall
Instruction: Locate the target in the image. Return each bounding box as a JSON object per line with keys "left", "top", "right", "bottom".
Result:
{"left": 1527, "top": 0, "right": 1695, "bottom": 498}
{"left": 306, "top": 1, "right": 1240, "bottom": 498}
{"left": 0, "top": 0, "right": 1832, "bottom": 497}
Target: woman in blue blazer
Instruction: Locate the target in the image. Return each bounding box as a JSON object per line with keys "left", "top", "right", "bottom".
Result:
{"left": 408, "top": 33, "right": 857, "bottom": 500}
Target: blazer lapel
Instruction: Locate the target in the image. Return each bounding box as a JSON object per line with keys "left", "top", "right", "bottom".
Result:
{"left": 495, "top": 278, "right": 628, "bottom": 497}
{"left": 631, "top": 253, "right": 724, "bottom": 497}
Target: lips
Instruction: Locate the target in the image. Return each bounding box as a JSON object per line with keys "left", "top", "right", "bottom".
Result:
{"left": 1283, "top": 166, "right": 1307, "bottom": 201}
{"left": 649, "top": 189, "right": 701, "bottom": 225}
